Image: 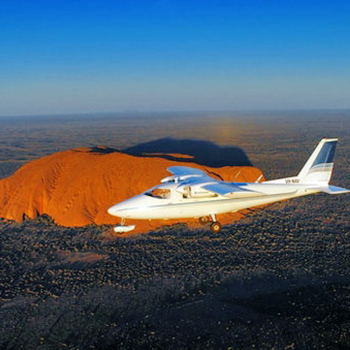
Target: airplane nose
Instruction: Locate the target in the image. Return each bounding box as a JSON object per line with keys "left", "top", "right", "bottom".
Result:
{"left": 107, "top": 206, "right": 115, "bottom": 216}
{"left": 107, "top": 197, "right": 137, "bottom": 217}
{"left": 107, "top": 195, "right": 146, "bottom": 218}
{"left": 107, "top": 203, "right": 126, "bottom": 216}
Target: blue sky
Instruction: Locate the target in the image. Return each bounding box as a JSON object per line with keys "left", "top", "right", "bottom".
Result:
{"left": 1, "top": 0, "right": 350, "bottom": 116}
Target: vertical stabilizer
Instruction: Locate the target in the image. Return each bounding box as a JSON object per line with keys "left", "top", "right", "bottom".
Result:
{"left": 298, "top": 138, "right": 338, "bottom": 184}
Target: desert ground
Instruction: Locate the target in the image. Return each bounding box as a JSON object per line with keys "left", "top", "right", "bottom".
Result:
{"left": 0, "top": 111, "right": 349, "bottom": 349}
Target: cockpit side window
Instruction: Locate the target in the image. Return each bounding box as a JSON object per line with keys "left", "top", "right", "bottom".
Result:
{"left": 145, "top": 188, "right": 171, "bottom": 199}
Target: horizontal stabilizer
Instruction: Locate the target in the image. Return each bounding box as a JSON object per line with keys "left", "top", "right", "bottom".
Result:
{"left": 317, "top": 185, "right": 350, "bottom": 195}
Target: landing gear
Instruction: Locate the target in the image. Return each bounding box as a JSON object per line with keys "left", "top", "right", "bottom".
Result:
{"left": 113, "top": 218, "right": 136, "bottom": 233}
{"left": 199, "top": 216, "right": 210, "bottom": 224}
{"left": 210, "top": 221, "right": 222, "bottom": 233}
{"left": 209, "top": 214, "right": 222, "bottom": 233}
{"left": 114, "top": 225, "right": 135, "bottom": 233}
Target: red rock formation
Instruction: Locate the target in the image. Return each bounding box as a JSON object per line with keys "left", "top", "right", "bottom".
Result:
{"left": 0, "top": 147, "right": 264, "bottom": 233}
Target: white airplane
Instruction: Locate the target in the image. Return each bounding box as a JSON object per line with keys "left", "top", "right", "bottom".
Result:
{"left": 108, "top": 138, "right": 349, "bottom": 233}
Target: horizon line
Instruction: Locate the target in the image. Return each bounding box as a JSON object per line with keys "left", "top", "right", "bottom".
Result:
{"left": 1, "top": 107, "right": 350, "bottom": 119}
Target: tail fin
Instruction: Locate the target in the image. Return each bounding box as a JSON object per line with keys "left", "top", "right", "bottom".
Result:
{"left": 297, "top": 138, "right": 337, "bottom": 184}
{"left": 264, "top": 138, "right": 349, "bottom": 194}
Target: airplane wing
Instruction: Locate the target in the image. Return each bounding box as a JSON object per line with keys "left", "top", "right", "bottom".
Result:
{"left": 167, "top": 166, "right": 209, "bottom": 177}
{"left": 203, "top": 182, "right": 258, "bottom": 198}
{"left": 166, "top": 167, "right": 301, "bottom": 199}
{"left": 203, "top": 182, "right": 298, "bottom": 198}
{"left": 162, "top": 166, "right": 215, "bottom": 183}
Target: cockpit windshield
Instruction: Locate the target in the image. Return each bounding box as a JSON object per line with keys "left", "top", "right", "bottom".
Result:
{"left": 145, "top": 188, "right": 171, "bottom": 199}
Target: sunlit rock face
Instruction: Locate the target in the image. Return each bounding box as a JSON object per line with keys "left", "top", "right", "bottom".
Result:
{"left": 0, "top": 146, "right": 264, "bottom": 233}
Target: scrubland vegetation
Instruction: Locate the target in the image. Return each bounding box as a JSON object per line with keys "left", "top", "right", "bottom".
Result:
{"left": 0, "top": 111, "right": 349, "bottom": 349}
{"left": 1, "top": 195, "right": 349, "bottom": 349}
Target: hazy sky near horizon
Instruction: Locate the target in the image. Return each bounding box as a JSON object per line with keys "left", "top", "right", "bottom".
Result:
{"left": 1, "top": 0, "right": 350, "bottom": 116}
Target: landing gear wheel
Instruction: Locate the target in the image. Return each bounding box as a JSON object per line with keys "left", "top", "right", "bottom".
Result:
{"left": 210, "top": 221, "right": 222, "bottom": 233}
{"left": 199, "top": 216, "right": 210, "bottom": 224}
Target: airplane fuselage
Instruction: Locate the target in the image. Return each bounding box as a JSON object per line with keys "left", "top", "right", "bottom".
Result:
{"left": 107, "top": 138, "right": 349, "bottom": 233}
{"left": 108, "top": 182, "right": 319, "bottom": 220}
